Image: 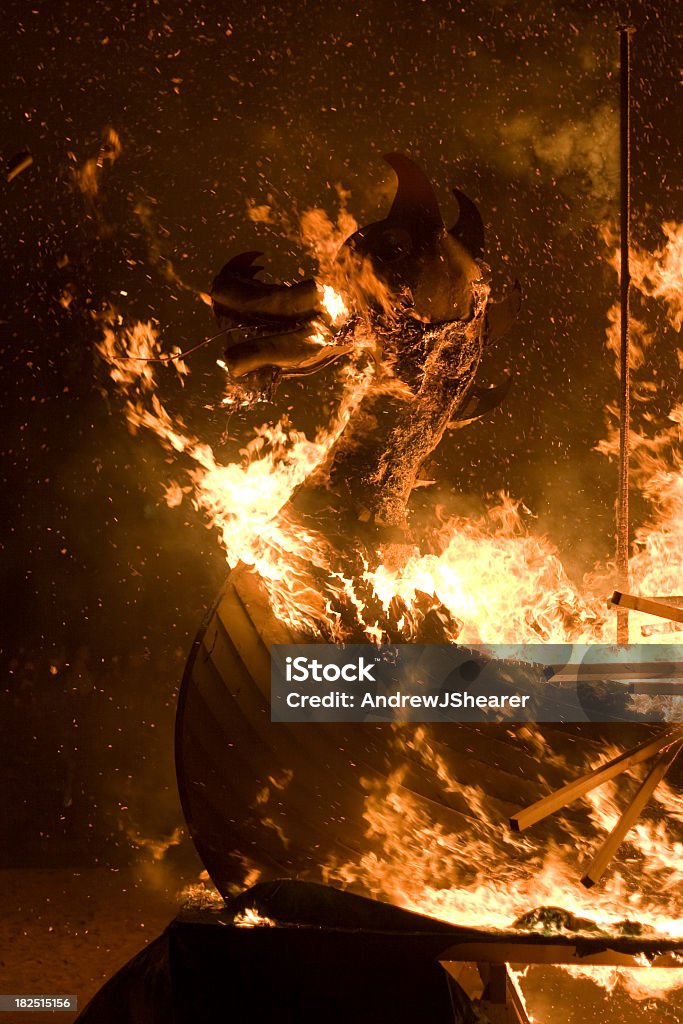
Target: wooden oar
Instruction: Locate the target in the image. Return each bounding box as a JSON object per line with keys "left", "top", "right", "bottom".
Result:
{"left": 611, "top": 591, "right": 683, "bottom": 625}
{"left": 581, "top": 740, "right": 683, "bottom": 888}
{"left": 510, "top": 726, "right": 683, "bottom": 832}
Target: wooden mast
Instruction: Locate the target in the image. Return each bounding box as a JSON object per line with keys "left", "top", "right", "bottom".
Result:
{"left": 616, "top": 26, "right": 633, "bottom": 643}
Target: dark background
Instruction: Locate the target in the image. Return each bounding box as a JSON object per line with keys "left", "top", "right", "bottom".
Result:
{"left": 1, "top": 2, "right": 681, "bottom": 1019}
{"left": 0, "top": 0, "right": 680, "bottom": 887}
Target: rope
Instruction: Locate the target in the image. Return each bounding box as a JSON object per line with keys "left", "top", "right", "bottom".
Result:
{"left": 113, "top": 324, "right": 242, "bottom": 364}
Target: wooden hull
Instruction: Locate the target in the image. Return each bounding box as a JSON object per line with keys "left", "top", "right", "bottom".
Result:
{"left": 175, "top": 565, "right": 650, "bottom": 898}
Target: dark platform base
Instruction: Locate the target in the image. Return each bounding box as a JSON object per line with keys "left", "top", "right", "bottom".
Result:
{"left": 74, "top": 884, "right": 471, "bottom": 1023}
{"left": 75, "top": 881, "right": 683, "bottom": 1024}
{"left": 169, "top": 916, "right": 459, "bottom": 1023}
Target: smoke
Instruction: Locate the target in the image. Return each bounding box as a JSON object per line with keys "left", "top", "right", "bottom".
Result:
{"left": 497, "top": 103, "right": 619, "bottom": 216}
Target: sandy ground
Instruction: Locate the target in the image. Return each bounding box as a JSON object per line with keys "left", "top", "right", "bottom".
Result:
{"left": 0, "top": 866, "right": 190, "bottom": 1023}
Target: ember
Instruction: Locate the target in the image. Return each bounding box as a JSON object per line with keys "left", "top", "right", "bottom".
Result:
{"left": 4, "top": 5, "right": 681, "bottom": 1023}
{"left": 97, "top": 181, "right": 683, "bottom": 651}
{"left": 88, "top": 129, "right": 683, "bottom": 1021}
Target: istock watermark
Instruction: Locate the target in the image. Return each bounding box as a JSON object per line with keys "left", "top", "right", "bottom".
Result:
{"left": 285, "top": 655, "right": 377, "bottom": 683}
{"left": 271, "top": 644, "right": 683, "bottom": 724}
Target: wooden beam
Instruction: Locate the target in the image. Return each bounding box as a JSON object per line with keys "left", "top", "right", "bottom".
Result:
{"left": 440, "top": 943, "right": 683, "bottom": 968}
{"left": 581, "top": 741, "right": 683, "bottom": 888}
{"left": 505, "top": 967, "right": 534, "bottom": 1024}
{"left": 548, "top": 661, "right": 683, "bottom": 682}
{"left": 615, "top": 25, "right": 633, "bottom": 644}
{"left": 447, "top": 963, "right": 531, "bottom": 1023}
{"left": 611, "top": 590, "right": 683, "bottom": 624}
{"left": 510, "top": 727, "right": 683, "bottom": 832}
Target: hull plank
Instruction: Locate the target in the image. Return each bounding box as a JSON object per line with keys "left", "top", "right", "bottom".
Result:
{"left": 176, "top": 567, "right": 655, "bottom": 898}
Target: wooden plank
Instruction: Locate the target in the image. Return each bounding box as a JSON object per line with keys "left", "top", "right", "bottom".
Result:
{"left": 476, "top": 964, "right": 532, "bottom": 1024}
{"left": 509, "top": 726, "right": 683, "bottom": 832}
{"left": 399, "top": 739, "right": 543, "bottom": 811}
{"left": 444, "top": 962, "right": 484, "bottom": 1000}
{"left": 642, "top": 621, "right": 683, "bottom": 637}
{"left": 200, "top": 606, "right": 501, "bottom": 855}
{"left": 440, "top": 942, "right": 683, "bottom": 968}
{"left": 197, "top": 631, "right": 379, "bottom": 850}
{"left": 611, "top": 590, "right": 683, "bottom": 624}
{"left": 422, "top": 724, "right": 602, "bottom": 787}
{"left": 214, "top": 586, "right": 271, "bottom": 691}
{"left": 504, "top": 966, "right": 533, "bottom": 1024}
{"left": 182, "top": 658, "right": 369, "bottom": 867}
{"left": 231, "top": 562, "right": 298, "bottom": 646}
{"left": 6, "top": 151, "right": 33, "bottom": 182}
{"left": 198, "top": 589, "right": 547, "bottom": 868}
{"left": 581, "top": 740, "right": 683, "bottom": 888}
{"left": 483, "top": 962, "right": 508, "bottom": 1003}
{"left": 550, "top": 662, "right": 683, "bottom": 681}
{"left": 216, "top": 607, "right": 391, "bottom": 778}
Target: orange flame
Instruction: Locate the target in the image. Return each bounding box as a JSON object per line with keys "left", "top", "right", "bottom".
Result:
{"left": 97, "top": 213, "right": 683, "bottom": 1011}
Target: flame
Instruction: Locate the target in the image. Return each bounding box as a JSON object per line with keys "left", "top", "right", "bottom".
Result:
{"left": 179, "top": 882, "right": 225, "bottom": 910}
{"left": 321, "top": 283, "right": 348, "bottom": 325}
{"left": 628, "top": 407, "right": 683, "bottom": 635}
{"left": 559, "top": 964, "right": 683, "bottom": 1001}
{"left": 364, "top": 496, "right": 605, "bottom": 644}
{"left": 125, "top": 825, "right": 184, "bottom": 862}
{"left": 300, "top": 194, "right": 358, "bottom": 278}
{"left": 97, "top": 211, "right": 683, "bottom": 1014}
{"left": 507, "top": 965, "right": 537, "bottom": 1022}
{"left": 631, "top": 222, "right": 683, "bottom": 332}
{"left": 320, "top": 730, "right": 683, "bottom": 938}
{"left": 97, "top": 313, "right": 374, "bottom": 634}
{"left": 233, "top": 907, "right": 276, "bottom": 928}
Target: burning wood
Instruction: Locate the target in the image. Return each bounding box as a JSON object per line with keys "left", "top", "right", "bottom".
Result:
{"left": 220, "top": 327, "right": 354, "bottom": 379}
{"left": 511, "top": 727, "right": 683, "bottom": 888}
{"left": 510, "top": 726, "right": 683, "bottom": 832}
{"left": 581, "top": 740, "right": 683, "bottom": 888}
{"left": 611, "top": 590, "right": 683, "bottom": 625}
{"left": 211, "top": 156, "right": 518, "bottom": 515}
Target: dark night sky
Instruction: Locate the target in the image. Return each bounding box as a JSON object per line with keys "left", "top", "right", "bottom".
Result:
{"left": 0, "top": 0, "right": 681, "bottom": 868}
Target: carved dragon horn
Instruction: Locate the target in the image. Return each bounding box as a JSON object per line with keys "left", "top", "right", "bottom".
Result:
{"left": 217, "top": 251, "right": 265, "bottom": 279}
{"left": 449, "top": 188, "right": 485, "bottom": 258}
{"left": 383, "top": 152, "right": 444, "bottom": 234}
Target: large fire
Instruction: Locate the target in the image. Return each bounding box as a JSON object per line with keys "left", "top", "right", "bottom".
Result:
{"left": 97, "top": 192, "right": 683, "bottom": 1010}
{"left": 97, "top": 217, "right": 683, "bottom": 647}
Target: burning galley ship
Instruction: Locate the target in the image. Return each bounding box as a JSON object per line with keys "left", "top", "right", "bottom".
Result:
{"left": 177, "top": 153, "right": 530, "bottom": 890}
{"left": 85, "top": 154, "right": 683, "bottom": 1024}
{"left": 173, "top": 154, "right": 682, "bottom": 905}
